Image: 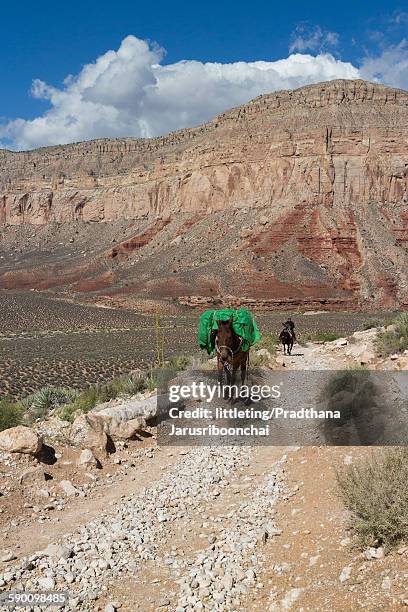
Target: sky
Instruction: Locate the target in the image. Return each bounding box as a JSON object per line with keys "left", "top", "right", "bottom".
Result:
{"left": 1, "top": 0, "right": 408, "bottom": 150}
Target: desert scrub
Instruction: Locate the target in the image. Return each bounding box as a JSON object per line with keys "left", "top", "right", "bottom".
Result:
{"left": 256, "top": 332, "right": 278, "bottom": 355}
{"left": 21, "top": 386, "right": 79, "bottom": 423}
{"left": 319, "top": 367, "right": 387, "bottom": 445}
{"left": 300, "top": 331, "right": 341, "bottom": 345}
{"left": 0, "top": 398, "right": 24, "bottom": 431}
{"left": 363, "top": 318, "right": 381, "bottom": 330}
{"left": 56, "top": 371, "right": 158, "bottom": 422}
{"left": 168, "top": 355, "right": 192, "bottom": 371}
{"left": 337, "top": 448, "right": 408, "bottom": 550}
{"left": 375, "top": 313, "right": 408, "bottom": 356}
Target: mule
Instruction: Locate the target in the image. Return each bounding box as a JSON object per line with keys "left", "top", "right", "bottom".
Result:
{"left": 214, "top": 317, "right": 248, "bottom": 395}
{"left": 279, "top": 328, "right": 294, "bottom": 355}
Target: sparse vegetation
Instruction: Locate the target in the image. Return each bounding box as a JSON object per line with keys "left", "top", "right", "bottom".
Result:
{"left": 319, "top": 366, "right": 377, "bottom": 426}
{"left": 21, "top": 386, "right": 79, "bottom": 423}
{"left": 250, "top": 332, "right": 278, "bottom": 367}
{"left": 0, "top": 398, "right": 24, "bottom": 431}
{"left": 375, "top": 313, "right": 408, "bottom": 357}
{"left": 300, "top": 331, "right": 341, "bottom": 345}
{"left": 55, "top": 372, "right": 156, "bottom": 422}
{"left": 57, "top": 361, "right": 193, "bottom": 422}
{"left": 363, "top": 318, "right": 381, "bottom": 330}
{"left": 257, "top": 332, "right": 278, "bottom": 355}
{"left": 167, "top": 355, "right": 192, "bottom": 371}
{"left": 337, "top": 448, "right": 408, "bottom": 550}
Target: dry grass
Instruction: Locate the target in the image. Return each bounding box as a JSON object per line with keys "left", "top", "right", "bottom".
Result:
{"left": 375, "top": 313, "right": 408, "bottom": 357}
{"left": 337, "top": 448, "right": 408, "bottom": 550}
{"left": 0, "top": 398, "right": 24, "bottom": 431}
{"left": 299, "top": 331, "right": 341, "bottom": 345}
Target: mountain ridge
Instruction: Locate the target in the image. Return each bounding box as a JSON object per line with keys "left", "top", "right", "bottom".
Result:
{"left": 0, "top": 78, "right": 408, "bottom": 310}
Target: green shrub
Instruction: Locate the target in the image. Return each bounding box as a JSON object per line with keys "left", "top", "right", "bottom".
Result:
{"left": 337, "top": 448, "right": 408, "bottom": 549}
{"left": 375, "top": 313, "right": 408, "bottom": 356}
{"left": 70, "top": 386, "right": 99, "bottom": 412}
{"left": 56, "top": 403, "right": 80, "bottom": 424}
{"left": 0, "top": 398, "right": 24, "bottom": 431}
{"left": 22, "top": 386, "right": 79, "bottom": 423}
{"left": 55, "top": 372, "right": 154, "bottom": 422}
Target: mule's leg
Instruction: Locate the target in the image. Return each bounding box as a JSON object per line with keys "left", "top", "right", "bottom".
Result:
{"left": 229, "top": 361, "right": 238, "bottom": 402}
{"left": 241, "top": 362, "right": 247, "bottom": 386}
{"left": 217, "top": 358, "right": 223, "bottom": 384}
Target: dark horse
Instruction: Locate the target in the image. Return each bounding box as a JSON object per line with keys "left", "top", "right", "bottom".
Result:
{"left": 213, "top": 317, "right": 248, "bottom": 391}
{"left": 279, "top": 327, "right": 294, "bottom": 355}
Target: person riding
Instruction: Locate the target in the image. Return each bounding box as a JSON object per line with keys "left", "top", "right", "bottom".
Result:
{"left": 282, "top": 317, "right": 296, "bottom": 342}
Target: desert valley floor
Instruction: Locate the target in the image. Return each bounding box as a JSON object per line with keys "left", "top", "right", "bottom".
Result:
{"left": 0, "top": 289, "right": 396, "bottom": 399}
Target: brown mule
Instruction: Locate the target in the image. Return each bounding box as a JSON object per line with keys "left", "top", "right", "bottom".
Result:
{"left": 214, "top": 317, "right": 248, "bottom": 395}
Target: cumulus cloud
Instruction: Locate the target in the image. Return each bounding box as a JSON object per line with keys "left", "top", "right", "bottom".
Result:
{"left": 0, "top": 35, "right": 360, "bottom": 150}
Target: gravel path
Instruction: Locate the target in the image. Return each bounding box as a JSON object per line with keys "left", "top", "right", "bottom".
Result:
{"left": 0, "top": 446, "right": 290, "bottom": 611}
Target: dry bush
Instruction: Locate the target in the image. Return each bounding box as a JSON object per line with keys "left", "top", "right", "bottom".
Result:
{"left": 337, "top": 447, "right": 408, "bottom": 549}
{"left": 375, "top": 313, "right": 408, "bottom": 357}
{"left": 0, "top": 398, "right": 24, "bottom": 431}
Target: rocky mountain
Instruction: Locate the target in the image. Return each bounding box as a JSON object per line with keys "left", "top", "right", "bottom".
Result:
{"left": 1, "top": 78, "right": 408, "bottom": 310}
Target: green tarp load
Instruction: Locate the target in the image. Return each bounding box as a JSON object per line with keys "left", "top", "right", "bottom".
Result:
{"left": 198, "top": 308, "right": 261, "bottom": 354}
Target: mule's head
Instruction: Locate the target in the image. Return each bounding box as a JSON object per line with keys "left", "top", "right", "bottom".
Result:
{"left": 216, "top": 316, "right": 234, "bottom": 362}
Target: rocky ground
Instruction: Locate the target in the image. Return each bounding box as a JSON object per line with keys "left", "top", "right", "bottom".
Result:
{"left": 0, "top": 327, "right": 408, "bottom": 611}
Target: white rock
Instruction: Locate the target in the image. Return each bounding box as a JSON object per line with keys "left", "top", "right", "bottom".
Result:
{"left": 41, "top": 543, "right": 72, "bottom": 560}
{"left": 38, "top": 577, "right": 55, "bottom": 590}
{"left": 364, "top": 546, "right": 384, "bottom": 560}
{"left": 281, "top": 588, "right": 304, "bottom": 609}
{"left": 0, "top": 426, "right": 42, "bottom": 455}
{"left": 77, "top": 448, "right": 99, "bottom": 468}
{"left": 0, "top": 551, "right": 17, "bottom": 562}
{"left": 339, "top": 565, "right": 352, "bottom": 582}
{"left": 59, "top": 480, "right": 80, "bottom": 496}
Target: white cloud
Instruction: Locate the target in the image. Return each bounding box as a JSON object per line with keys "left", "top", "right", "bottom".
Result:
{"left": 359, "top": 40, "right": 408, "bottom": 90}
{"left": 289, "top": 24, "right": 339, "bottom": 53}
{"left": 0, "top": 35, "right": 360, "bottom": 150}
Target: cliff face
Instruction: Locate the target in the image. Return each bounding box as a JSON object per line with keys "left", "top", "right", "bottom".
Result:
{"left": 1, "top": 79, "right": 408, "bottom": 309}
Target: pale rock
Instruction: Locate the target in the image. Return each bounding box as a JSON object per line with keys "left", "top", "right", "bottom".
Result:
{"left": 339, "top": 565, "right": 352, "bottom": 582}
{"left": 77, "top": 448, "right": 99, "bottom": 468}
{"left": 0, "top": 426, "right": 42, "bottom": 455}
{"left": 19, "top": 465, "right": 46, "bottom": 486}
{"left": 59, "top": 480, "right": 80, "bottom": 496}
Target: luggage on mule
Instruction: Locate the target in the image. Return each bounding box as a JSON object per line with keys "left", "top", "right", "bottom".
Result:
{"left": 198, "top": 308, "right": 261, "bottom": 354}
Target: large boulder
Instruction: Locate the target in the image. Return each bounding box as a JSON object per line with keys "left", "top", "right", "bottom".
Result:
{"left": 0, "top": 426, "right": 42, "bottom": 455}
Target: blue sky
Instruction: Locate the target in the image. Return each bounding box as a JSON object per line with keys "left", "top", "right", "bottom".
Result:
{"left": 1, "top": 0, "right": 408, "bottom": 149}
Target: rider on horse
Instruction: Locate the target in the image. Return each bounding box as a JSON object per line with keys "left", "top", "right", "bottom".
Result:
{"left": 282, "top": 317, "right": 296, "bottom": 342}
